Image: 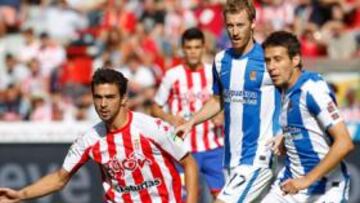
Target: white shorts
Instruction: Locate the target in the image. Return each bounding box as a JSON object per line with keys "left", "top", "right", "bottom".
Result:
{"left": 217, "top": 165, "right": 273, "bottom": 203}
{"left": 261, "top": 178, "right": 350, "bottom": 203}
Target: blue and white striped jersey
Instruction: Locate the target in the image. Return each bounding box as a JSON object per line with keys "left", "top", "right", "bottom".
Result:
{"left": 212, "top": 43, "right": 281, "bottom": 168}
{"left": 279, "top": 70, "right": 349, "bottom": 195}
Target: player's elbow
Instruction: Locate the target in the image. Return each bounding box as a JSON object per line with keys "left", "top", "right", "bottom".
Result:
{"left": 339, "top": 137, "right": 354, "bottom": 157}
{"left": 346, "top": 139, "right": 355, "bottom": 154}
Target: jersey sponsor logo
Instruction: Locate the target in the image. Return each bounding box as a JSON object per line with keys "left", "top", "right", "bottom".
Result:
{"left": 284, "top": 126, "right": 303, "bottom": 140}
{"left": 283, "top": 126, "right": 302, "bottom": 134}
{"left": 114, "top": 179, "right": 161, "bottom": 193}
{"left": 105, "top": 152, "right": 152, "bottom": 179}
{"left": 223, "top": 89, "right": 258, "bottom": 105}
{"left": 172, "top": 89, "right": 211, "bottom": 105}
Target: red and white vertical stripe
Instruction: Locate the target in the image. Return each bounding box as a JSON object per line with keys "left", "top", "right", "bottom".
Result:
{"left": 63, "top": 112, "right": 185, "bottom": 203}
{"left": 156, "top": 64, "right": 223, "bottom": 152}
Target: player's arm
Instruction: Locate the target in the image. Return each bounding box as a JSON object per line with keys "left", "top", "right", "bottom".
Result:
{"left": 175, "top": 95, "right": 222, "bottom": 137}
{"left": 282, "top": 87, "right": 354, "bottom": 194}
{"left": 151, "top": 103, "right": 186, "bottom": 127}
{"left": 179, "top": 153, "right": 199, "bottom": 203}
{"left": 0, "top": 168, "right": 71, "bottom": 203}
{"left": 282, "top": 122, "right": 354, "bottom": 194}
{"left": 303, "top": 122, "right": 354, "bottom": 186}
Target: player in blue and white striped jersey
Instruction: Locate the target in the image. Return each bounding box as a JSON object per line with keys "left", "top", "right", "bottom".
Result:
{"left": 262, "top": 31, "right": 354, "bottom": 203}
{"left": 176, "top": 1, "right": 282, "bottom": 202}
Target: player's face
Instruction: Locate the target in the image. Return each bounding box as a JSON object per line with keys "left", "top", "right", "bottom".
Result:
{"left": 182, "top": 39, "right": 204, "bottom": 67}
{"left": 264, "top": 46, "right": 299, "bottom": 88}
{"left": 93, "top": 83, "right": 124, "bottom": 123}
{"left": 225, "top": 10, "right": 255, "bottom": 52}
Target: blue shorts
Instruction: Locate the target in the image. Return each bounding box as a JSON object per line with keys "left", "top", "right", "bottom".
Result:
{"left": 178, "top": 147, "right": 225, "bottom": 192}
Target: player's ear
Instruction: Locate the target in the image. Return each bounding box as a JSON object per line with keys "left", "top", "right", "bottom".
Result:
{"left": 292, "top": 55, "right": 301, "bottom": 68}
{"left": 251, "top": 19, "right": 256, "bottom": 30}
{"left": 120, "top": 96, "right": 128, "bottom": 106}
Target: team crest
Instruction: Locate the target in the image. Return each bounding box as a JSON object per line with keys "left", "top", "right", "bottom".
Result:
{"left": 250, "top": 71, "right": 257, "bottom": 81}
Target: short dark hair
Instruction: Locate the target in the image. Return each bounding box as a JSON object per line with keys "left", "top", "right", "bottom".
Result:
{"left": 223, "top": 0, "right": 256, "bottom": 21}
{"left": 91, "top": 68, "right": 128, "bottom": 97}
{"left": 262, "top": 31, "right": 302, "bottom": 68}
{"left": 181, "top": 27, "right": 205, "bottom": 46}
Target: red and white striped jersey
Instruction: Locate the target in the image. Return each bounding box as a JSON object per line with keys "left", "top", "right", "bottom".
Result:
{"left": 154, "top": 63, "right": 223, "bottom": 152}
{"left": 62, "top": 111, "right": 188, "bottom": 203}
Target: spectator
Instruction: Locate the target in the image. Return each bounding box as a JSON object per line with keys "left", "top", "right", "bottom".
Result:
{"left": 117, "top": 52, "right": 156, "bottom": 111}
{"left": 18, "top": 27, "right": 40, "bottom": 63}
{"left": 43, "top": 0, "right": 88, "bottom": 45}
{"left": 36, "top": 32, "right": 66, "bottom": 78}
{"left": 0, "top": 84, "right": 29, "bottom": 121}
{"left": 341, "top": 88, "right": 360, "bottom": 122}
{"left": 0, "top": 53, "right": 29, "bottom": 91}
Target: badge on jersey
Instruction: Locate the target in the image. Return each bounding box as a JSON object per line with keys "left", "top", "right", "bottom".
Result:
{"left": 250, "top": 71, "right": 257, "bottom": 81}
{"left": 327, "top": 101, "right": 336, "bottom": 113}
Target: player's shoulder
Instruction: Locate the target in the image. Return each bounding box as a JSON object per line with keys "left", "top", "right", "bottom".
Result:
{"left": 75, "top": 121, "right": 107, "bottom": 146}
{"left": 203, "top": 63, "right": 212, "bottom": 70}
{"left": 165, "top": 64, "right": 184, "bottom": 76}
{"left": 131, "top": 111, "right": 158, "bottom": 129}
{"left": 132, "top": 112, "right": 174, "bottom": 139}
{"left": 87, "top": 122, "right": 107, "bottom": 138}
{"left": 300, "top": 71, "right": 328, "bottom": 93}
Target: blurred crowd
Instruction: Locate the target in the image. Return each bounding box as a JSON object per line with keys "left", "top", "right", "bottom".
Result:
{"left": 0, "top": 0, "right": 359, "bottom": 122}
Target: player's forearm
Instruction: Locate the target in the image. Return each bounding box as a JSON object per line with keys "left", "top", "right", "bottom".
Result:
{"left": 182, "top": 155, "right": 199, "bottom": 203}
{"left": 150, "top": 103, "right": 173, "bottom": 123}
{"left": 190, "top": 95, "right": 222, "bottom": 126}
{"left": 18, "top": 169, "right": 70, "bottom": 200}
{"left": 305, "top": 124, "right": 354, "bottom": 185}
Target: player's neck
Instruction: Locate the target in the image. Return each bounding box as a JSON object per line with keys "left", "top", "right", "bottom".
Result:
{"left": 284, "top": 68, "right": 302, "bottom": 92}
{"left": 107, "top": 108, "right": 129, "bottom": 132}
{"left": 186, "top": 62, "right": 202, "bottom": 71}
{"left": 232, "top": 39, "right": 254, "bottom": 56}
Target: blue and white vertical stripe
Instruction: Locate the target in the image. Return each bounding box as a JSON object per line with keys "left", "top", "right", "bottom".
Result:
{"left": 212, "top": 43, "right": 281, "bottom": 169}
{"left": 279, "top": 71, "right": 349, "bottom": 195}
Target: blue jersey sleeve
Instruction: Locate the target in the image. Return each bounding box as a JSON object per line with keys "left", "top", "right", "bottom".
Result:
{"left": 212, "top": 62, "right": 222, "bottom": 95}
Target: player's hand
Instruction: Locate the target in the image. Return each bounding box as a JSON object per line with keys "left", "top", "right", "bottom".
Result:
{"left": 266, "top": 134, "right": 286, "bottom": 156}
{"left": 280, "top": 177, "right": 310, "bottom": 195}
{"left": 0, "top": 188, "right": 22, "bottom": 203}
{"left": 169, "top": 115, "right": 187, "bottom": 127}
{"left": 175, "top": 120, "right": 194, "bottom": 139}
{"left": 210, "top": 111, "right": 224, "bottom": 127}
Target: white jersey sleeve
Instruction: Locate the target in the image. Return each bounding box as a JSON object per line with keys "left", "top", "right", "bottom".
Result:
{"left": 154, "top": 69, "right": 173, "bottom": 107}
{"left": 306, "top": 82, "right": 343, "bottom": 130}
{"left": 134, "top": 113, "right": 189, "bottom": 161}
{"left": 62, "top": 133, "right": 92, "bottom": 174}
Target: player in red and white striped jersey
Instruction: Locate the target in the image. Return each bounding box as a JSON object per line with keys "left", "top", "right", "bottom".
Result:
{"left": 0, "top": 68, "right": 198, "bottom": 203}
{"left": 151, "top": 27, "right": 225, "bottom": 198}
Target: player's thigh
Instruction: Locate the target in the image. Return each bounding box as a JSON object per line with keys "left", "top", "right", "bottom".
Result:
{"left": 202, "top": 148, "right": 225, "bottom": 192}
{"left": 217, "top": 166, "right": 273, "bottom": 203}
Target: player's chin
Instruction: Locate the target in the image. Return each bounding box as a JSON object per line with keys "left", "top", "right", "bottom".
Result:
{"left": 232, "top": 41, "right": 245, "bottom": 50}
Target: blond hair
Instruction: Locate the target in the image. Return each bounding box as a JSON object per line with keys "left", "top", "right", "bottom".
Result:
{"left": 223, "top": 0, "right": 256, "bottom": 21}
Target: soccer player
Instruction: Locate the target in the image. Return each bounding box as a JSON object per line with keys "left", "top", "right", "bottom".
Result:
{"left": 262, "top": 31, "right": 354, "bottom": 202}
{"left": 175, "top": 0, "right": 281, "bottom": 202}
{"left": 0, "top": 68, "right": 198, "bottom": 203}
{"left": 151, "top": 27, "right": 225, "bottom": 198}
